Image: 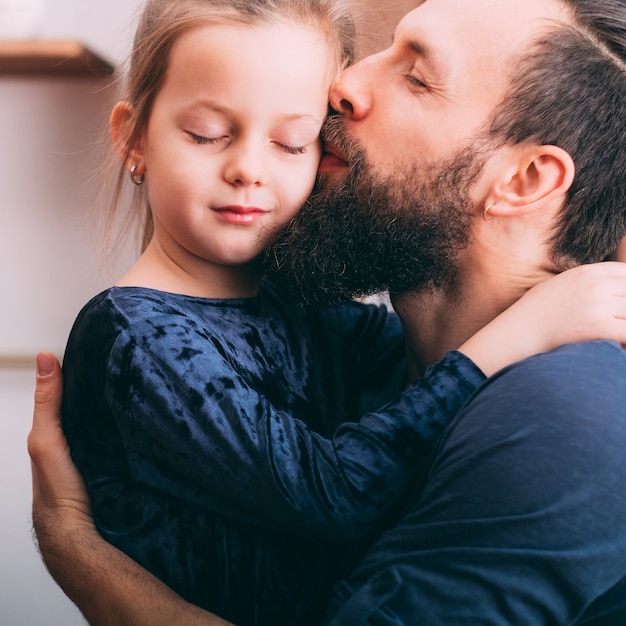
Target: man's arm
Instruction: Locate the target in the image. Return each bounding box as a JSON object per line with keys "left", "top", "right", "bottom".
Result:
{"left": 28, "top": 352, "right": 231, "bottom": 626}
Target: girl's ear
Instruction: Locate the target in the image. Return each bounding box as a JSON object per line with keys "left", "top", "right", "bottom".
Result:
{"left": 486, "top": 144, "right": 575, "bottom": 217}
{"left": 110, "top": 101, "right": 145, "bottom": 173}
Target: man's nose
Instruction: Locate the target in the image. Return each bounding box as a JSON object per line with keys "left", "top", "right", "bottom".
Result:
{"left": 329, "top": 57, "right": 374, "bottom": 120}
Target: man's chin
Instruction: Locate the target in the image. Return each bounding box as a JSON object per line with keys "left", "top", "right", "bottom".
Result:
{"left": 265, "top": 273, "right": 373, "bottom": 307}
{"left": 265, "top": 131, "right": 478, "bottom": 308}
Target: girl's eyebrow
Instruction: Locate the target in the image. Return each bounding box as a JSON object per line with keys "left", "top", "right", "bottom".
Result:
{"left": 183, "top": 100, "right": 231, "bottom": 115}
{"left": 183, "top": 101, "right": 323, "bottom": 124}
{"left": 281, "top": 113, "right": 325, "bottom": 124}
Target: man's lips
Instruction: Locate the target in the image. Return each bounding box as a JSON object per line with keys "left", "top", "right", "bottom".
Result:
{"left": 213, "top": 206, "right": 269, "bottom": 224}
{"left": 319, "top": 141, "right": 348, "bottom": 173}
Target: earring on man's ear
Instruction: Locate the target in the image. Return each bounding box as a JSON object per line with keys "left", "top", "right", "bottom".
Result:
{"left": 129, "top": 164, "right": 145, "bottom": 186}
{"left": 483, "top": 203, "right": 495, "bottom": 222}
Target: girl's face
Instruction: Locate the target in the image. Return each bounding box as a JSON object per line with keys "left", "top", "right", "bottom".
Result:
{"left": 130, "top": 20, "right": 334, "bottom": 279}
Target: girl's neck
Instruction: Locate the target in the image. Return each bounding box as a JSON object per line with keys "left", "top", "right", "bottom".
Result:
{"left": 116, "top": 238, "right": 262, "bottom": 299}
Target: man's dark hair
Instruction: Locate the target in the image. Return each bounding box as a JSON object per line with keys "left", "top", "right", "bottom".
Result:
{"left": 488, "top": 0, "right": 626, "bottom": 269}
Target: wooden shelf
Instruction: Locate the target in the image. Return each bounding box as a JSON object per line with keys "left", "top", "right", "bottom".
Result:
{"left": 0, "top": 40, "right": 114, "bottom": 77}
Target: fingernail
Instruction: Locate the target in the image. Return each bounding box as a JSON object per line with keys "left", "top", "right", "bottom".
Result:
{"left": 36, "top": 353, "right": 54, "bottom": 377}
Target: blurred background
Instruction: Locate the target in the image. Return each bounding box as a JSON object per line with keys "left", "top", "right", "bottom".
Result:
{"left": 0, "top": 0, "right": 419, "bottom": 623}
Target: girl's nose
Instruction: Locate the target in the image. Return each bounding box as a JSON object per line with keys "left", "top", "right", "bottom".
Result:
{"left": 224, "top": 140, "right": 268, "bottom": 187}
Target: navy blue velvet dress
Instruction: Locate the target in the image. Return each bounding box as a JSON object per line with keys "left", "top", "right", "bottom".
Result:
{"left": 61, "top": 282, "right": 484, "bottom": 625}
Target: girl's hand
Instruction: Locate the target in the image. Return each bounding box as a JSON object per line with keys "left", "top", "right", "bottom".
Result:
{"left": 459, "top": 262, "right": 626, "bottom": 377}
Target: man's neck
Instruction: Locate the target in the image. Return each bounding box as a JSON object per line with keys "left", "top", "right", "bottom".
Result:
{"left": 391, "top": 288, "right": 488, "bottom": 382}
{"left": 392, "top": 253, "right": 547, "bottom": 381}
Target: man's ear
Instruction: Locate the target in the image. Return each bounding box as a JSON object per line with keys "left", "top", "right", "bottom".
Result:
{"left": 110, "top": 101, "right": 145, "bottom": 173}
{"left": 487, "top": 145, "right": 575, "bottom": 217}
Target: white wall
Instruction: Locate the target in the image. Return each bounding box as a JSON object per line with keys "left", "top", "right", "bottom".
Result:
{"left": 0, "top": 1, "right": 421, "bottom": 624}
{"left": 1, "top": 0, "right": 143, "bottom": 362}
{"left": 1, "top": 2, "right": 142, "bottom": 624}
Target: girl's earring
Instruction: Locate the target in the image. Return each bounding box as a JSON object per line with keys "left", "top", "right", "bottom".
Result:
{"left": 130, "top": 164, "right": 145, "bottom": 186}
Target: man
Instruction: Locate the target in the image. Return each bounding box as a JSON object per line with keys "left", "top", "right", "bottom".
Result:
{"left": 29, "top": 0, "right": 626, "bottom": 623}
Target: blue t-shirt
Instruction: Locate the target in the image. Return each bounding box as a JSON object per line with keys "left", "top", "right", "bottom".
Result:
{"left": 325, "top": 341, "right": 626, "bottom": 625}
{"left": 62, "top": 282, "right": 484, "bottom": 625}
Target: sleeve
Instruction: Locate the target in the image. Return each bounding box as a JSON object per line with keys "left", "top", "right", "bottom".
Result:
{"left": 325, "top": 341, "right": 626, "bottom": 624}
{"left": 327, "top": 301, "right": 409, "bottom": 418}
{"left": 332, "top": 300, "right": 405, "bottom": 382}
{"left": 106, "top": 320, "right": 485, "bottom": 542}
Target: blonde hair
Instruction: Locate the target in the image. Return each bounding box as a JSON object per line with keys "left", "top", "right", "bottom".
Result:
{"left": 105, "top": 0, "right": 356, "bottom": 253}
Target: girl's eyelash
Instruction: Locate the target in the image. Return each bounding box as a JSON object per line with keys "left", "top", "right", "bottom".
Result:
{"left": 189, "top": 133, "right": 223, "bottom": 145}
{"left": 189, "top": 132, "right": 305, "bottom": 154}
{"left": 278, "top": 144, "right": 306, "bottom": 155}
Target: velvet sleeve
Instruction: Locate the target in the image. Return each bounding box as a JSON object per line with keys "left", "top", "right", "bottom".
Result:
{"left": 106, "top": 317, "right": 485, "bottom": 541}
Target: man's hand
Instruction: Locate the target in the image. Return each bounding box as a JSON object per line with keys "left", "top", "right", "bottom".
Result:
{"left": 28, "top": 352, "right": 94, "bottom": 560}
{"left": 27, "top": 352, "right": 230, "bottom": 625}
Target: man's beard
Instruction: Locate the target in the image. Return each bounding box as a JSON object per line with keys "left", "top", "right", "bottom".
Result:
{"left": 264, "top": 116, "right": 485, "bottom": 305}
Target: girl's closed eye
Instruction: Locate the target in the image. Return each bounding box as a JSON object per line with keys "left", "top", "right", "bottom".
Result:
{"left": 188, "top": 131, "right": 229, "bottom": 145}
{"left": 275, "top": 142, "right": 308, "bottom": 155}
{"left": 273, "top": 124, "right": 320, "bottom": 156}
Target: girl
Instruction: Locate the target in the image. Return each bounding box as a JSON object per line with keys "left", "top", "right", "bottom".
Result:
{"left": 60, "top": 0, "right": 626, "bottom": 624}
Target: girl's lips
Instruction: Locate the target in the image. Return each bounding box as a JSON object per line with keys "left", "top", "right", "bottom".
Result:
{"left": 213, "top": 206, "right": 269, "bottom": 225}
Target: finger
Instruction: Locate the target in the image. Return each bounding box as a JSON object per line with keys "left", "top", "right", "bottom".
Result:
{"left": 28, "top": 352, "right": 64, "bottom": 462}
{"left": 28, "top": 352, "right": 72, "bottom": 504}
{"left": 33, "top": 352, "right": 63, "bottom": 419}
{"left": 569, "top": 261, "right": 626, "bottom": 279}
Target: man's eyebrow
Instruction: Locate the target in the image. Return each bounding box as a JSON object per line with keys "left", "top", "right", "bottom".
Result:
{"left": 406, "top": 38, "right": 439, "bottom": 66}
{"left": 402, "top": 36, "right": 447, "bottom": 78}
{"left": 390, "top": 30, "right": 435, "bottom": 56}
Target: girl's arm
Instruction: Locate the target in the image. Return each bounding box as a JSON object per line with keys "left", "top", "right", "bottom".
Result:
{"left": 98, "top": 262, "right": 626, "bottom": 542}
{"left": 460, "top": 261, "right": 626, "bottom": 375}
{"left": 105, "top": 329, "right": 484, "bottom": 541}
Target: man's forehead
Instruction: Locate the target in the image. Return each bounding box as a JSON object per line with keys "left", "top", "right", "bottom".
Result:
{"left": 387, "top": 0, "right": 574, "bottom": 146}
{"left": 397, "top": 0, "right": 571, "bottom": 58}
